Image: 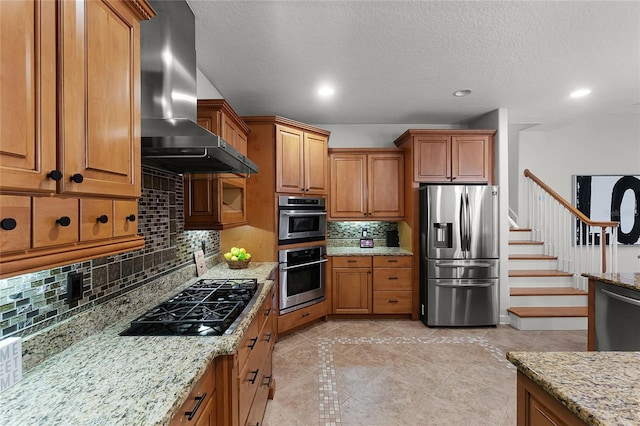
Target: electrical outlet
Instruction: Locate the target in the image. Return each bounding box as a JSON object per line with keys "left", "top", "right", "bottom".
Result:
{"left": 67, "top": 272, "right": 83, "bottom": 303}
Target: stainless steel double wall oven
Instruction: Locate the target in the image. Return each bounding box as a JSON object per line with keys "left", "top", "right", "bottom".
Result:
{"left": 277, "top": 196, "right": 327, "bottom": 314}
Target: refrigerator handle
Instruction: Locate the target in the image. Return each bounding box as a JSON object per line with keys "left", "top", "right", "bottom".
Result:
{"left": 459, "top": 193, "right": 466, "bottom": 252}
{"left": 465, "top": 192, "right": 471, "bottom": 252}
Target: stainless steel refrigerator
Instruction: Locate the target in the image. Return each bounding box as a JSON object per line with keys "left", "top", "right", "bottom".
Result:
{"left": 420, "top": 185, "right": 499, "bottom": 326}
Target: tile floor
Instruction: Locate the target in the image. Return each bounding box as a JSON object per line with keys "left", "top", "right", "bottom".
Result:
{"left": 262, "top": 319, "right": 587, "bottom": 426}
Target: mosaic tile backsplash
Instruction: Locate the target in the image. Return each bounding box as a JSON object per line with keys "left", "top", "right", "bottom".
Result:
{"left": 0, "top": 167, "right": 220, "bottom": 339}
{"left": 327, "top": 221, "right": 399, "bottom": 247}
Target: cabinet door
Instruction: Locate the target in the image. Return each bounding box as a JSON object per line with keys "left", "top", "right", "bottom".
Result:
{"left": 275, "top": 125, "right": 304, "bottom": 193}
{"left": 0, "top": 0, "right": 57, "bottom": 193}
{"left": 184, "top": 174, "right": 220, "bottom": 230}
{"left": 332, "top": 268, "right": 371, "bottom": 314}
{"left": 367, "top": 153, "right": 404, "bottom": 219}
{"left": 0, "top": 196, "right": 31, "bottom": 253}
{"left": 60, "top": 0, "right": 141, "bottom": 198}
{"left": 451, "top": 135, "right": 491, "bottom": 183}
{"left": 414, "top": 136, "right": 451, "bottom": 182}
{"left": 304, "top": 133, "right": 328, "bottom": 194}
{"left": 329, "top": 154, "right": 367, "bottom": 219}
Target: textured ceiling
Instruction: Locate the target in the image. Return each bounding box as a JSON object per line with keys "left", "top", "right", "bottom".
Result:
{"left": 186, "top": 1, "right": 640, "bottom": 126}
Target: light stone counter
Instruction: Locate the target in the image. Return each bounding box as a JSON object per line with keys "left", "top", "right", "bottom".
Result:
{"left": 0, "top": 262, "right": 277, "bottom": 426}
{"left": 327, "top": 246, "right": 412, "bottom": 256}
{"left": 507, "top": 351, "right": 640, "bottom": 425}
{"left": 582, "top": 272, "right": 640, "bottom": 292}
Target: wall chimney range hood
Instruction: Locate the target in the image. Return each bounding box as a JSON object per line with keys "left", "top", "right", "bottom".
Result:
{"left": 140, "top": 0, "right": 258, "bottom": 175}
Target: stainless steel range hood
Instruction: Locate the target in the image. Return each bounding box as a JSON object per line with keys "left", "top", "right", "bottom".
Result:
{"left": 140, "top": 0, "right": 257, "bottom": 175}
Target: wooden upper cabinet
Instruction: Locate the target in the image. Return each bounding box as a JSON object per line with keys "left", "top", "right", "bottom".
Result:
{"left": 275, "top": 124, "right": 328, "bottom": 195}
{"left": 0, "top": 0, "right": 57, "bottom": 193}
{"left": 60, "top": 0, "right": 143, "bottom": 198}
{"left": 329, "top": 149, "right": 404, "bottom": 221}
{"left": 394, "top": 129, "right": 495, "bottom": 184}
{"left": 197, "top": 99, "right": 251, "bottom": 156}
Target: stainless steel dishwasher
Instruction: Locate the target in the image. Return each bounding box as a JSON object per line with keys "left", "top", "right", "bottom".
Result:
{"left": 595, "top": 281, "right": 640, "bottom": 351}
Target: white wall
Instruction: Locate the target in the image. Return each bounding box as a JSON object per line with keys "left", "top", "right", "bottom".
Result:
{"left": 468, "top": 109, "right": 510, "bottom": 324}
{"left": 518, "top": 113, "right": 640, "bottom": 271}
{"left": 196, "top": 68, "right": 223, "bottom": 98}
{"left": 317, "top": 124, "right": 465, "bottom": 148}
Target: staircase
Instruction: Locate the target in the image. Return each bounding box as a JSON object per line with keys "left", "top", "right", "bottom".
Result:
{"left": 507, "top": 228, "right": 588, "bottom": 330}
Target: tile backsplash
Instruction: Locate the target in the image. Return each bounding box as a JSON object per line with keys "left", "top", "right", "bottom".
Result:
{"left": 327, "top": 221, "right": 398, "bottom": 240}
{"left": 0, "top": 167, "right": 220, "bottom": 339}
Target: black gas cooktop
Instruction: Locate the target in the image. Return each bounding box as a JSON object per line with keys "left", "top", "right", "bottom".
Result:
{"left": 120, "top": 278, "right": 259, "bottom": 336}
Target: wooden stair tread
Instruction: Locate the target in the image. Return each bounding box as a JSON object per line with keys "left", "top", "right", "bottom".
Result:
{"left": 509, "top": 240, "right": 543, "bottom": 245}
{"left": 509, "top": 228, "right": 532, "bottom": 232}
{"left": 509, "top": 269, "right": 573, "bottom": 277}
{"left": 510, "top": 287, "right": 588, "bottom": 296}
{"left": 507, "top": 306, "right": 587, "bottom": 318}
{"left": 509, "top": 254, "right": 557, "bottom": 260}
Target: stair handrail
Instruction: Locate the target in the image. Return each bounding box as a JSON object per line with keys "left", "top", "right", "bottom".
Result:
{"left": 523, "top": 169, "right": 619, "bottom": 274}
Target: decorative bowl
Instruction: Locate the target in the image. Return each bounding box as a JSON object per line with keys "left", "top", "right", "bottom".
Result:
{"left": 225, "top": 258, "right": 251, "bottom": 269}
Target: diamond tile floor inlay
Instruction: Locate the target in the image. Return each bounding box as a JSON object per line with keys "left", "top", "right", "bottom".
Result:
{"left": 262, "top": 319, "right": 587, "bottom": 426}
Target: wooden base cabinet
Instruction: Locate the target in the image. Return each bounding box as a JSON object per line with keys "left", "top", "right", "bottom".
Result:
{"left": 331, "top": 256, "right": 413, "bottom": 315}
{"left": 516, "top": 371, "right": 585, "bottom": 426}
{"left": 277, "top": 299, "right": 329, "bottom": 335}
{"left": 170, "top": 364, "right": 216, "bottom": 426}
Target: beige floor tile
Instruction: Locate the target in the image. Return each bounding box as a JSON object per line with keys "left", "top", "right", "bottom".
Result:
{"left": 340, "top": 396, "right": 402, "bottom": 426}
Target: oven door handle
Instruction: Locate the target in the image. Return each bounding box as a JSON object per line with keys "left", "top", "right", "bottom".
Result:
{"left": 280, "top": 211, "right": 327, "bottom": 217}
{"left": 281, "top": 258, "right": 328, "bottom": 271}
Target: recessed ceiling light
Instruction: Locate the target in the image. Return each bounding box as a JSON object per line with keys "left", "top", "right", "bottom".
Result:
{"left": 570, "top": 88, "right": 591, "bottom": 98}
{"left": 453, "top": 89, "right": 472, "bottom": 97}
{"left": 318, "top": 86, "right": 335, "bottom": 97}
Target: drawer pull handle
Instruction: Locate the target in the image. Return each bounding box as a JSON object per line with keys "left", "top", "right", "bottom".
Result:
{"left": 264, "top": 308, "right": 271, "bottom": 317}
{"left": 70, "top": 173, "right": 84, "bottom": 183}
{"left": 1, "top": 218, "right": 17, "bottom": 231}
{"left": 265, "top": 333, "right": 272, "bottom": 343}
{"left": 389, "top": 299, "right": 399, "bottom": 303}
{"left": 388, "top": 259, "right": 398, "bottom": 263}
{"left": 185, "top": 392, "right": 207, "bottom": 421}
{"left": 347, "top": 260, "right": 357, "bottom": 263}
{"left": 248, "top": 337, "right": 258, "bottom": 349}
{"left": 47, "top": 170, "right": 63, "bottom": 181}
{"left": 56, "top": 216, "right": 71, "bottom": 227}
{"left": 126, "top": 214, "right": 136, "bottom": 222}
{"left": 97, "top": 215, "right": 109, "bottom": 224}
{"left": 264, "top": 375, "right": 273, "bottom": 388}
{"left": 301, "top": 312, "right": 310, "bottom": 317}
{"left": 248, "top": 369, "right": 259, "bottom": 384}
{"left": 388, "top": 277, "right": 398, "bottom": 280}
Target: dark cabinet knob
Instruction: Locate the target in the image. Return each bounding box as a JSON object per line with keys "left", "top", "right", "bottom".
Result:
{"left": 1, "top": 218, "right": 17, "bottom": 231}
{"left": 97, "top": 215, "right": 109, "bottom": 224}
{"left": 56, "top": 216, "right": 71, "bottom": 227}
{"left": 126, "top": 214, "right": 136, "bottom": 222}
{"left": 47, "top": 170, "right": 63, "bottom": 181}
{"left": 70, "top": 173, "right": 84, "bottom": 183}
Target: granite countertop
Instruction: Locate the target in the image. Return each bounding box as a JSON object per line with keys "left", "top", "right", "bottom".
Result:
{"left": 582, "top": 272, "right": 640, "bottom": 291}
{"left": 327, "top": 246, "right": 412, "bottom": 256}
{"left": 0, "top": 262, "right": 277, "bottom": 426}
{"left": 507, "top": 351, "right": 640, "bottom": 425}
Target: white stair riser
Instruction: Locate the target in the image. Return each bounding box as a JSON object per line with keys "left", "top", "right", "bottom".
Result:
{"left": 509, "top": 259, "right": 558, "bottom": 270}
{"left": 510, "top": 295, "right": 587, "bottom": 307}
{"left": 508, "top": 244, "right": 546, "bottom": 255}
{"left": 508, "top": 313, "right": 587, "bottom": 331}
{"left": 508, "top": 232, "right": 532, "bottom": 241}
{"left": 508, "top": 276, "right": 575, "bottom": 287}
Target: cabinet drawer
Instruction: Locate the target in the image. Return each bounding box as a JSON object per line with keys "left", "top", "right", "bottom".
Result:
{"left": 373, "top": 256, "right": 412, "bottom": 268}
{"left": 169, "top": 364, "right": 215, "bottom": 425}
{"left": 373, "top": 291, "right": 412, "bottom": 314}
{"left": 245, "top": 351, "right": 273, "bottom": 426}
{"left": 113, "top": 200, "right": 138, "bottom": 237}
{"left": 80, "top": 199, "right": 113, "bottom": 241}
{"left": 33, "top": 197, "right": 79, "bottom": 248}
{"left": 373, "top": 268, "right": 412, "bottom": 291}
{"left": 332, "top": 256, "right": 371, "bottom": 268}
{"left": 238, "top": 325, "right": 271, "bottom": 425}
{"left": 277, "top": 299, "right": 327, "bottom": 334}
{"left": 238, "top": 312, "right": 261, "bottom": 371}
{"left": 0, "top": 195, "right": 31, "bottom": 252}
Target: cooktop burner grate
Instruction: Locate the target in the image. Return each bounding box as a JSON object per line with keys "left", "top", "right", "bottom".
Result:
{"left": 120, "top": 278, "right": 258, "bottom": 336}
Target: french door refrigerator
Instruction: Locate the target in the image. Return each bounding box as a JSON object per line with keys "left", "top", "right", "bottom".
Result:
{"left": 420, "top": 185, "right": 499, "bottom": 326}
